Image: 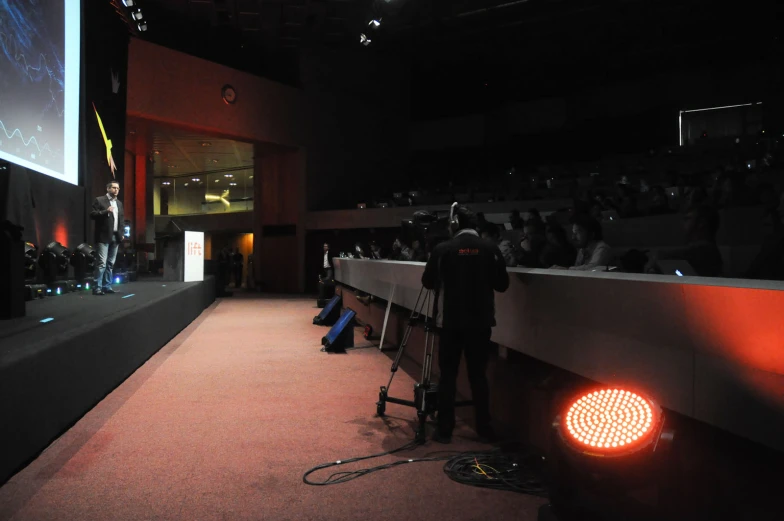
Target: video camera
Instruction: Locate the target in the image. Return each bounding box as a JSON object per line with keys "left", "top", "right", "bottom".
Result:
{"left": 401, "top": 210, "right": 451, "bottom": 252}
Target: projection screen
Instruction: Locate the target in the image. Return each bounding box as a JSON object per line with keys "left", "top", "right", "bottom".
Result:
{"left": 0, "top": 0, "right": 81, "bottom": 185}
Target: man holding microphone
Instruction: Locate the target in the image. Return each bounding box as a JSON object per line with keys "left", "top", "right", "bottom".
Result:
{"left": 90, "top": 181, "right": 124, "bottom": 295}
{"left": 422, "top": 204, "right": 510, "bottom": 443}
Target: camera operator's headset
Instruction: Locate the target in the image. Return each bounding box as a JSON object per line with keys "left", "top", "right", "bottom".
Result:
{"left": 448, "top": 202, "right": 460, "bottom": 236}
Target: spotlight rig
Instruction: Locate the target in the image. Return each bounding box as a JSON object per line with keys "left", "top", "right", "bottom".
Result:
{"left": 23, "top": 242, "right": 47, "bottom": 300}
{"left": 71, "top": 243, "right": 97, "bottom": 290}
{"left": 540, "top": 388, "right": 675, "bottom": 521}
{"left": 38, "top": 242, "right": 77, "bottom": 294}
{"left": 114, "top": 0, "right": 147, "bottom": 32}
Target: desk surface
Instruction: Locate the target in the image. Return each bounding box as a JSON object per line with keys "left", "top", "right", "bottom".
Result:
{"left": 335, "top": 258, "right": 784, "bottom": 453}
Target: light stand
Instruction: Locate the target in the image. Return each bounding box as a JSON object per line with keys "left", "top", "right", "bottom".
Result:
{"left": 375, "top": 285, "right": 472, "bottom": 443}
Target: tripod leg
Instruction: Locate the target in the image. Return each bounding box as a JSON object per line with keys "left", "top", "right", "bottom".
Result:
{"left": 378, "top": 287, "right": 427, "bottom": 416}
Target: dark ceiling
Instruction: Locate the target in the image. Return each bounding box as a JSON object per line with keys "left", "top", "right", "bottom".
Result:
{"left": 128, "top": 0, "right": 783, "bottom": 116}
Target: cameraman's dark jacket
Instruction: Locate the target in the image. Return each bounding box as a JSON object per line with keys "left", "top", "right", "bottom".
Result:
{"left": 422, "top": 229, "right": 510, "bottom": 330}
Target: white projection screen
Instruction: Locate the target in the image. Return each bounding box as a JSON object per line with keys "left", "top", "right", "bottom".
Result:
{"left": 0, "top": 0, "right": 81, "bottom": 185}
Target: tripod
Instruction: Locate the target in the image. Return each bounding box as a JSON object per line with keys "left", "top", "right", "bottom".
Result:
{"left": 376, "top": 286, "right": 472, "bottom": 443}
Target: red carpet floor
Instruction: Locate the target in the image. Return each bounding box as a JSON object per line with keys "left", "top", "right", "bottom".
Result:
{"left": 0, "top": 294, "right": 545, "bottom": 521}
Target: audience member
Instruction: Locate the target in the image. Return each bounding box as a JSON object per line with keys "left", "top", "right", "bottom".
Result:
{"left": 646, "top": 205, "right": 723, "bottom": 277}
{"left": 353, "top": 242, "right": 368, "bottom": 259}
{"left": 411, "top": 239, "right": 428, "bottom": 262}
{"left": 369, "top": 241, "right": 384, "bottom": 259}
{"left": 648, "top": 186, "right": 672, "bottom": 215}
{"left": 391, "top": 238, "right": 413, "bottom": 261}
{"left": 516, "top": 220, "right": 546, "bottom": 268}
{"left": 524, "top": 208, "right": 543, "bottom": 226}
{"left": 552, "top": 213, "right": 613, "bottom": 271}
{"left": 746, "top": 190, "right": 784, "bottom": 280}
{"left": 476, "top": 212, "right": 489, "bottom": 233}
{"left": 540, "top": 224, "right": 576, "bottom": 268}
{"left": 481, "top": 224, "right": 516, "bottom": 267}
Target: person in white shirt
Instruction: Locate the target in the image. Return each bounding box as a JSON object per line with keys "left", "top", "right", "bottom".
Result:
{"left": 89, "top": 181, "right": 124, "bottom": 295}
{"left": 321, "top": 242, "right": 334, "bottom": 281}
{"left": 551, "top": 213, "right": 613, "bottom": 271}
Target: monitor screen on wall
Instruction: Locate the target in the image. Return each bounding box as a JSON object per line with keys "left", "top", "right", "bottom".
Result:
{"left": 0, "top": 0, "right": 81, "bottom": 185}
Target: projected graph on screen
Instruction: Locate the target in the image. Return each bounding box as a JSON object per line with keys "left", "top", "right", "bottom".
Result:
{"left": 0, "top": 0, "right": 80, "bottom": 185}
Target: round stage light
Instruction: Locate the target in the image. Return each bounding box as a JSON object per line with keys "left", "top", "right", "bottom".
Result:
{"left": 558, "top": 388, "right": 663, "bottom": 458}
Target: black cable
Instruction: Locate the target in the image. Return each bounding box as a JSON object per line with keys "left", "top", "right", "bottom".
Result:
{"left": 303, "top": 442, "right": 549, "bottom": 498}
{"left": 443, "top": 449, "right": 549, "bottom": 497}
{"left": 303, "top": 439, "right": 443, "bottom": 485}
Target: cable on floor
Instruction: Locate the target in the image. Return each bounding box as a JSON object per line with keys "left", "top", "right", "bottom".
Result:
{"left": 303, "top": 441, "right": 549, "bottom": 497}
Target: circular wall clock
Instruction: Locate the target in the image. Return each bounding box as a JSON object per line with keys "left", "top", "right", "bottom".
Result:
{"left": 221, "top": 85, "right": 237, "bottom": 105}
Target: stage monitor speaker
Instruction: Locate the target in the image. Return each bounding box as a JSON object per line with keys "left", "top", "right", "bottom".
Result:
{"left": 313, "top": 295, "right": 341, "bottom": 326}
{"left": 322, "top": 308, "right": 356, "bottom": 352}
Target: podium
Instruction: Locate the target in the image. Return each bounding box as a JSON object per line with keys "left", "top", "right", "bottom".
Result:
{"left": 159, "top": 221, "right": 204, "bottom": 282}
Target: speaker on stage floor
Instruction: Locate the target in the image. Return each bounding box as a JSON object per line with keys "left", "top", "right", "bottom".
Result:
{"left": 313, "top": 294, "right": 341, "bottom": 326}
{"left": 322, "top": 308, "right": 356, "bottom": 352}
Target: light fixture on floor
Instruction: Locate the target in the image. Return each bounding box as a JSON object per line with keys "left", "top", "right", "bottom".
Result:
{"left": 540, "top": 388, "right": 675, "bottom": 521}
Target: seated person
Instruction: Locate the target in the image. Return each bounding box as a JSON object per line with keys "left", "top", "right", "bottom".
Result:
{"left": 645, "top": 204, "right": 723, "bottom": 277}
{"left": 540, "top": 224, "right": 576, "bottom": 268}
{"left": 552, "top": 213, "right": 613, "bottom": 271}
{"left": 411, "top": 239, "right": 428, "bottom": 262}
{"left": 480, "top": 224, "right": 517, "bottom": 267}
{"left": 516, "top": 221, "right": 546, "bottom": 268}
{"left": 368, "top": 241, "right": 384, "bottom": 259}
{"left": 648, "top": 186, "right": 672, "bottom": 215}
{"left": 353, "top": 242, "right": 368, "bottom": 259}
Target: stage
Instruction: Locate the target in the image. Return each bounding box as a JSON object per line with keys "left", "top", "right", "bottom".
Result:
{"left": 0, "top": 276, "right": 216, "bottom": 484}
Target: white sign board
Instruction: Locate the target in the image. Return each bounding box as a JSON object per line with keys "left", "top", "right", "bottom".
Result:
{"left": 183, "top": 231, "right": 205, "bottom": 282}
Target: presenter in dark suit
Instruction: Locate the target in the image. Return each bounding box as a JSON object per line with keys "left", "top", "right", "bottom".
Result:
{"left": 422, "top": 205, "right": 510, "bottom": 443}
{"left": 90, "top": 181, "right": 124, "bottom": 295}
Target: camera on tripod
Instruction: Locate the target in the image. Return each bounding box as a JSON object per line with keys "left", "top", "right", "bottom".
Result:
{"left": 375, "top": 285, "right": 471, "bottom": 443}
{"left": 401, "top": 210, "right": 451, "bottom": 253}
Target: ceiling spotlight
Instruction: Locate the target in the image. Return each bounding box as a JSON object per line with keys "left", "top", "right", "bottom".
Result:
{"left": 122, "top": 0, "right": 134, "bottom": 6}
{"left": 137, "top": 22, "right": 147, "bottom": 32}
{"left": 132, "top": 9, "right": 143, "bottom": 20}
{"left": 192, "top": 178, "right": 200, "bottom": 182}
{"left": 369, "top": 19, "right": 381, "bottom": 28}
{"left": 162, "top": 181, "right": 171, "bottom": 186}
{"left": 214, "top": 179, "right": 219, "bottom": 183}
{"left": 224, "top": 174, "right": 233, "bottom": 178}
{"left": 201, "top": 142, "right": 212, "bottom": 147}
{"left": 230, "top": 182, "right": 237, "bottom": 186}
{"left": 360, "top": 33, "right": 371, "bottom": 46}
{"left": 184, "top": 182, "right": 189, "bottom": 186}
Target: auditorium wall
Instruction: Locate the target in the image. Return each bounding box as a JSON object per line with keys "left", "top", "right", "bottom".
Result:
{"left": 411, "top": 64, "right": 774, "bottom": 153}
{"left": 126, "top": 39, "right": 411, "bottom": 290}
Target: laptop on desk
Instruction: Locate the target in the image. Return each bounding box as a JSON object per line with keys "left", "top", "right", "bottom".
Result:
{"left": 656, "top": 260, "right": 697, "bottom": 277}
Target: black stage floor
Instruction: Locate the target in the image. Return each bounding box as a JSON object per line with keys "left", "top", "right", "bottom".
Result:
{"left": 0, "top": 278, "right": 197, "bottom": 361}
{"left": 0, "top": 275, "right": 216, "bottom": 485}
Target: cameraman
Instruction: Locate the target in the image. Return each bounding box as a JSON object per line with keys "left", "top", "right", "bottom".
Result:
{"left": 422, "top": 205, "right": 510, "bottom": 443}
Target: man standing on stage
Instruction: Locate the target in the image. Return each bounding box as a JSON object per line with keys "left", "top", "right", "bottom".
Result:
{"left": 422, "top": 205, "right": 509, "bottom": 444}
{"left": 90, "top": 181, "right": 124, "bottom": 295}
